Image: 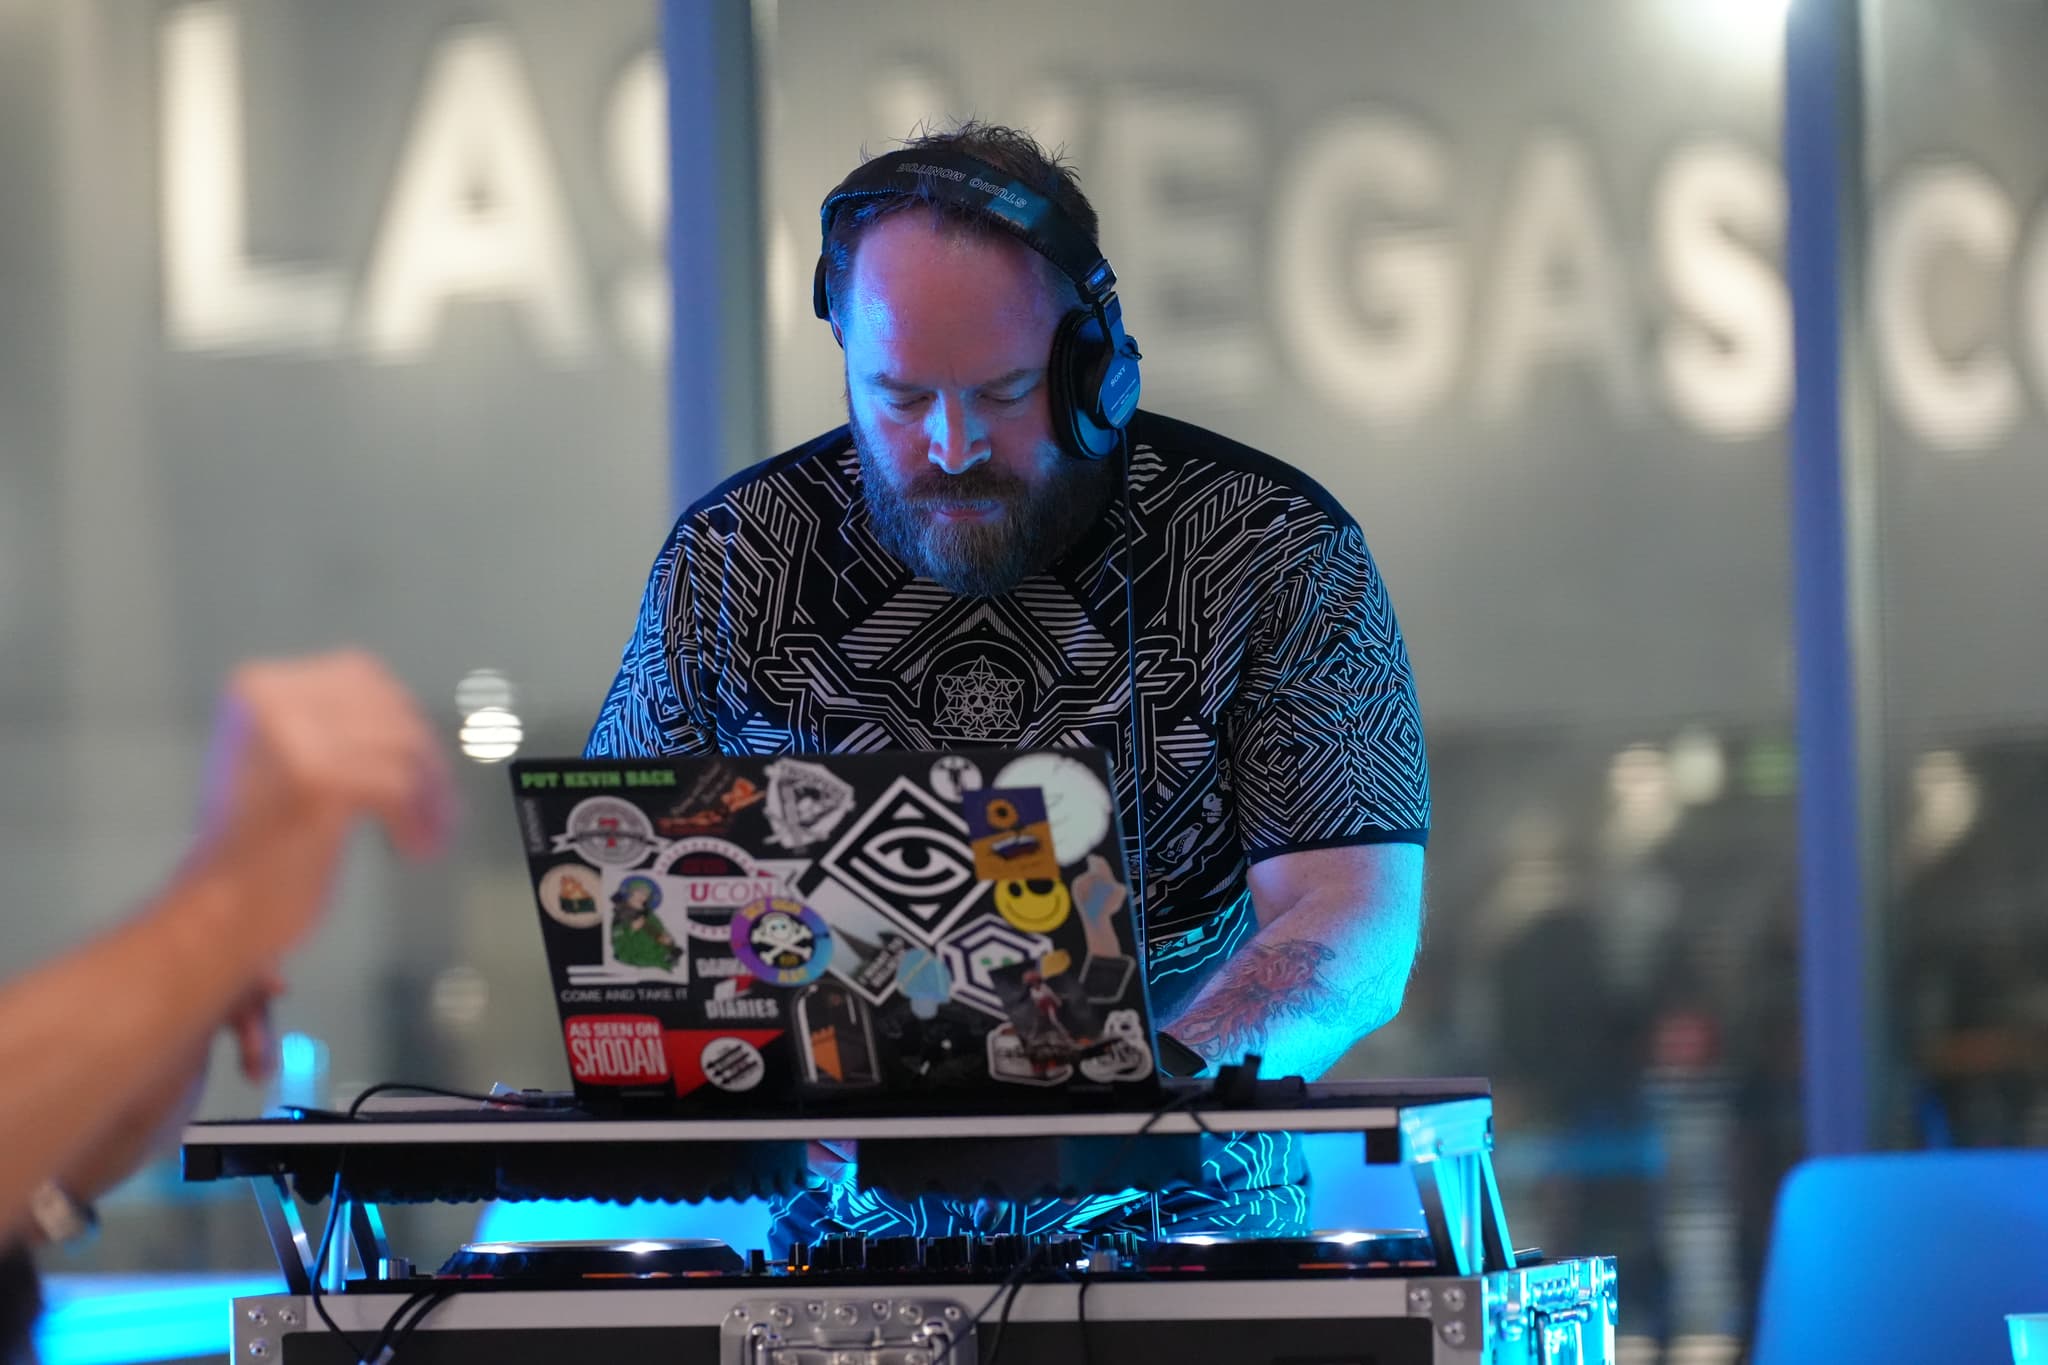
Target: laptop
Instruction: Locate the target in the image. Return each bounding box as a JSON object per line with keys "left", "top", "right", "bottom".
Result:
{"left": 509, "top": 750, "right": 1161, "bottom": 1114}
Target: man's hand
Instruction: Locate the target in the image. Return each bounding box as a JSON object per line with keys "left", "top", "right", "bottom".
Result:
{"left": 225, "top": 970, "right": 288, "bottom": 1082}
{"left": 187, "top": 650, "right": 454, "bottom": 965}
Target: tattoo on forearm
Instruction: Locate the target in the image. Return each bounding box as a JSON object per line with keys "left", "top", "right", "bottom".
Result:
{"left": 1170, "top": 939, "right": 1345, "bottom": 1062}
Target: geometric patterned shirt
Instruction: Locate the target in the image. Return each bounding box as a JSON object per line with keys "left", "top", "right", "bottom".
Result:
{"left": 587, "top": 408, "right": 1429, "bottom": 1025}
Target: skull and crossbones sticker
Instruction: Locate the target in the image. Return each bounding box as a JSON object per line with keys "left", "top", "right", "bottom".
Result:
{"left": 730, "top": 896, "right": 834, "bottom": 986}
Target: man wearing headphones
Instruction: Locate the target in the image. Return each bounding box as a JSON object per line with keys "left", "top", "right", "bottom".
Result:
{"left": 589, "top": 123, "right": 1427, "bottom": 1241}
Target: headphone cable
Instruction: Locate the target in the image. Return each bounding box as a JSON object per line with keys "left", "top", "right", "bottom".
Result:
{"left": 1117, "top": 428, "right": 1149, "bottom": 952}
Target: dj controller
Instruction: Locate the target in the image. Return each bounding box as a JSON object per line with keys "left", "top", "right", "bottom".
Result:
{"left": 438, "top": 1227, "right": 1441, "bottom": 1281}
{"left": 186, "top": 1082, "right": 1619, "bottom": 1363}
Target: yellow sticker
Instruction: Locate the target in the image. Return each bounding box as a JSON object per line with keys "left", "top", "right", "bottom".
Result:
{"left": 966, "top": 788, "right": 1060, "bottom": 882}
{"left": 995, "top": 877, "right": 1071, "bottom": 933}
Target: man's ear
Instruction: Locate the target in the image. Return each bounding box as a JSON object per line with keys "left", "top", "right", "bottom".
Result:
{"left": 829, "top": 318, "right": 845, "bottom": 350}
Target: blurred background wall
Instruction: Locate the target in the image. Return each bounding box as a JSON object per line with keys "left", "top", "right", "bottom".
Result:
{"left": 1864, "top": 0, "right": 2048, "bottom": 1165}
{"left": 0, "top": 0, "right": 675, "bottom": 1311}
{"left": 1, "top": 1, "right": 2044, "bottom": 1361}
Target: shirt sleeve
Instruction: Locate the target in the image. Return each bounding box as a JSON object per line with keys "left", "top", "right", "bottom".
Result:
{"left": 0, "top": 1246, "right": 38, "bottom": 1365}
{"left": 1226, "top": 515, "right": 1429, "bottom": 861}
{"left": 585, "top": 516, "right": 720, "bottom": 760}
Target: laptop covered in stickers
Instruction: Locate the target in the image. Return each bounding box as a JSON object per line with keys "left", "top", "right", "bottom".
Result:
{"left": 508, "top": 749, "right": 1161, "bottom": 1115}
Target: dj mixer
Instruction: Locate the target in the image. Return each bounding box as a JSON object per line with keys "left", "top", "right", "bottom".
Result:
{"left": 185, "top": 1080, "right": 1618, "bottom": 1363}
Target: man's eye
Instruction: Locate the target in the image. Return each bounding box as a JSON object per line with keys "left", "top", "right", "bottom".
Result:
{"left": 885, "top": 395, "right": 928, "bottom": 415}
{"left": 985, "top": 392, "right": 1028, "bottom": 407}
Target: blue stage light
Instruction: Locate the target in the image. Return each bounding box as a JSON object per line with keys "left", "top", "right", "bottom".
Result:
{"left": 35, "top": 1275, "right": 282, "bottom": 1365}
{"left": 474, "top": 1196, "right": 773, "bottom": 1249}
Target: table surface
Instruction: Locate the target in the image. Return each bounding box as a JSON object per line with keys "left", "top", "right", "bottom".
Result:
{"left": 181, "top": 1077, "right": 1492, "bottom": 1149}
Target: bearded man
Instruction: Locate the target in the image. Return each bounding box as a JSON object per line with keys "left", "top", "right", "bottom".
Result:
{"left": 589, "top": 121, "right": 1429, "bottom": 1246}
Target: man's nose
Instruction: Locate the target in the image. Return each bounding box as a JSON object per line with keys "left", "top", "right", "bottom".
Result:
{"left": 926, "top": 395, "right": 991, "bottom": 475}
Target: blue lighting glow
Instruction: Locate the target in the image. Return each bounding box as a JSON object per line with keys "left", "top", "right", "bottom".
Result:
{"left": 273, "top": 1032, "right": 329, "bottom": 1113}
{"left": 474, "top": 1197, "right": 773, "bottom": 1250}
{"left": 34, "top": 1274, "right": 282, "bottom": 1365}
{"left": 278, "top": 1032, "right": 322, "bottom": 1078}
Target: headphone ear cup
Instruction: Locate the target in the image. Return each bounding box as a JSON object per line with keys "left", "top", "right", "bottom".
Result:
{"left": 812, "top": 255, "right": 832, "bottom": 322}
{"left": 1049, "top": 308, "right": 1118, "bottom": 461}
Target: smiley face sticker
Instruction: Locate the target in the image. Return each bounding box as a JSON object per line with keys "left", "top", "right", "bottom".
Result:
{"left": 994, "top": 876, "right": 1072, "bottom": 933}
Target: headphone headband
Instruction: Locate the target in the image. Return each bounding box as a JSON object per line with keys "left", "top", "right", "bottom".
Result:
{"left": 812, "top": 149, "right": 1117, "bottom": 320}
{"left": 813, "top": 145, "right": 1141, "bottom": 461}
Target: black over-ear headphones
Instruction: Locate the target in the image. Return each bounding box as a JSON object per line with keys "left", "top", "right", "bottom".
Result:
{"left": 812, "top": 148, "right": 1142, "bottom": 462}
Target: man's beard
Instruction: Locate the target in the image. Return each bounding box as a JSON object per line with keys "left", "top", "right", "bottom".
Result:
{"left": 854, "top": 418, "right": 1114, "bottom": 597}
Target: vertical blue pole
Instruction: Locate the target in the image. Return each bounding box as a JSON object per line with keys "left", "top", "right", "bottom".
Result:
{"left": 663, "top": 0, "right": 720, "bottom": 513}
{"left": 662, "top": 0, "right": 762, "bottom": 515}
{"left": 1783, "top": 0, "right": 1877, "bottom": 1156}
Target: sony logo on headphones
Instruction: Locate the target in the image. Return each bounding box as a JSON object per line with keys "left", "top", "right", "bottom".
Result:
{"left": 969, "top": 177, "right": 1028, "bottom": 211}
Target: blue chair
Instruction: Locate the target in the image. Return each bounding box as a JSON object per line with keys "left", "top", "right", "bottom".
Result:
{"left": 1752, "top": 1151, "right": 2048, "bottom": 1365}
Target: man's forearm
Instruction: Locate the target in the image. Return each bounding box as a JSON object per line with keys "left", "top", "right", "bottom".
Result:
{"left": 0, "top": 870, "right": 264, "bottom": 1242}
{"left": 1161, "top": 888, "right": 1418, "bottom": 1081}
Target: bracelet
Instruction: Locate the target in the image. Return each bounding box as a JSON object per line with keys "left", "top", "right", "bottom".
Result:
{"left": 27, "top": 1179, "right": 98, "bottom": 1246}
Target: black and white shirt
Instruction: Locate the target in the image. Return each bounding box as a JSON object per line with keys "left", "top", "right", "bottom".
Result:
{"left": 587, "top": 409, "right": 1429, "bottom": 1024}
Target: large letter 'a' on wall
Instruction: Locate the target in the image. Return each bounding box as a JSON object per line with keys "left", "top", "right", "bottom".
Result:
{"left": 357, "top": 25, "right": 595, "bottom": 364}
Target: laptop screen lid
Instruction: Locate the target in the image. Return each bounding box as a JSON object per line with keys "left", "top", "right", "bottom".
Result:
{"left": 509, "top": 748, "right": 1160, "bottom": 1114}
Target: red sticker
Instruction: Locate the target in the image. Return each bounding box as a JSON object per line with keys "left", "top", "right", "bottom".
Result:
{"left": 663, "top": 1028, "right": 784, "bottom": 1097}
{"left": 564, "top": 1014, "right": 669, "bottom": 1085}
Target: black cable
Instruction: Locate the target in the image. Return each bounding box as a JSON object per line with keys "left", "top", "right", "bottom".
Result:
{"left": 344, "top": 1081, "right": 567, "bottom": 1120}
{"left": 295, "top": 1084, "right": 555, "bottom": 1361}
{"left": 1076, "top": 1275, "right": 1097, "bottom": 1365}
{"left": 308, "top": 1162, "right": 382, "bottom": 1364}
{"left": 983, "top": 1272, "right": 1029, "bottom": 1364}
{"left": 934, "top": 396, "right": 1153, "bottom": 1365}
{"left": 315, "top": 1079, "right": 520, "bottom": 1361}
{"left": 1062, "top": 1083, "right": 1222, "bottom": 1235}
{"left": 931, "top": 1272, "right": 1034, "bottom": 1365}
{"left": 366, "top": 1287, "right": 446, "bottom": 1364}
{"left": 369, "top": 1292, "right": 428, "bottom": 1359}
{"left": 1117, "top": 429, "right": 1150, "bottom": 951}
{"left": 927, "top": 1086, "right": 1211, "bottom": 1365}
{"left": 381, "top": 1287, "right": 456, "bottom": 1360}
{"left": 1179, "top": 1101, "right": 1222, "bottom": 1144}
{"left": 1046, "top": 1091, "right": 1226, "bottom": 1363}
{"left": 308, "top": 1177, "right": 454, "bottom": 1365}
{"left": 1087, "top": 1088, "right": 1199, "bottom": 1202}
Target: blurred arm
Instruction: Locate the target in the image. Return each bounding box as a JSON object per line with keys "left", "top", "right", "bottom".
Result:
{"left": 0, "top": 650, "right": 451, "bottom": 1247}
{"left": 0, "top": 868, "right": 271, "bottom": 1242}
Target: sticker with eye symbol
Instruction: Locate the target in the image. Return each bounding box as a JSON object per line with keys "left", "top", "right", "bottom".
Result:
{"left": 819, "top": 777, "right": 987, "bottom": 941}
{"left": 859, "top": 826, "right": 976, "bottom": 900}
